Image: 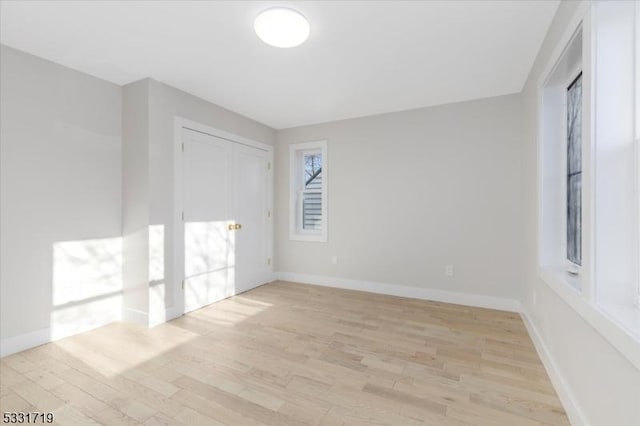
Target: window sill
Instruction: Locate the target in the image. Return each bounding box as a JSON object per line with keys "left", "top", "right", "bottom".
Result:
{"left": 538, "top": 267, "right": 640, "bottom": 370}
{"left": 289, "top": 233, "right": 327, "bottom": 243}
{"left": 598, "top": 301, "right": 640, "bottom": 342}
{"left": 539, "top": 266, "right": 582, "bottom": 293}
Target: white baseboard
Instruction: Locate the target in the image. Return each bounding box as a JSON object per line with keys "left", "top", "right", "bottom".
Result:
{"left": 164, "top": 306, "right": 183, "bottom": 322}
{"left": 0, "top": 327, "right": 50, "bottom": 358}
{"left": 149, "top": 306, "right": 183, "bottom": 327}
{"left": 1, "top": 306, "right": 180, "bottom": 358}
{"left": 274, "top": 272, "right": 522, "bottom": 312}
{"left": 520, "top": 309, "right": 589, "bottom": 426}
{"left": 122, "top": 307, "right": 149, "bottom": 325}
{"left": 1, "top": 315, "right": 124, "bottom": 358}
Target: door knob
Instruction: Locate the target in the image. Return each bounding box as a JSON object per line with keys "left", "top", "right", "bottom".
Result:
{"left": 235, "top": 224, "right": 242, "bottom": 230}
{"left": 228, "top": 224, "right": 235, "bottom": 231}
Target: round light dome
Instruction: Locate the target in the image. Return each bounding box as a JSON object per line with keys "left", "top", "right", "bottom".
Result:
{"left": 254, "top": 8, "right": 310, "bottom": 48}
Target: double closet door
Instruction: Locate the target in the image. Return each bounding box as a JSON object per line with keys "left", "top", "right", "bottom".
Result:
{"left": 182, "top": 128, "right": 270, "bottom": 313}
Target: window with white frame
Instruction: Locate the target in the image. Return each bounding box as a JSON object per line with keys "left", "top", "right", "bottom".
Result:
{"left": 539, "top": 1, "right": 640, "bottom": 354}
{"left": 539, "top": 26, "right": 584, "bottom": 290}
{"left": 289, "top": 141, "right": 327, "bottom": 242}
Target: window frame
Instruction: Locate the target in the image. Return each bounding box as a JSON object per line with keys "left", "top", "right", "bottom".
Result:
{"left": 635, "top": 0, "right": 640, "bottom": 308}
{"left": 289, "top": 140, "right": 328, "bottom": 242}
{"left": 538, "top": 24, "right": 585, "bottom": 294}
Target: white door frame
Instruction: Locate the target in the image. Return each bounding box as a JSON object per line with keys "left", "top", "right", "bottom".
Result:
{"left": 173, "top": 116, "right": 274, "bottom": 316}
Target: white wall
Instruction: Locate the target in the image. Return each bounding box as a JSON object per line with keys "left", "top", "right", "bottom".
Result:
{"left": 275, "top": 94, "right": 523, "bottom": 303}
{"left": 0, "top": 53, "right": 276, "bottom": 351}
{"left": 520, "top": 2, "right": 640, "bottom": 425}
{"left": 122, "top": 79, "right": 150, "bottom": 324}
{"left": 0, "top": 45, "right": 122, "bottom": 354}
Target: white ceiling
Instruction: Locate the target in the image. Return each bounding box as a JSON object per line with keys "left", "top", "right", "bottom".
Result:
{"left": 0, "top": 1, "right": 558, "bottom": 129}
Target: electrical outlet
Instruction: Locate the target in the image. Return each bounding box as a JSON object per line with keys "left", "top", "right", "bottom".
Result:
{"left": 445, "top": 264, "right": 454, "bottom": 277}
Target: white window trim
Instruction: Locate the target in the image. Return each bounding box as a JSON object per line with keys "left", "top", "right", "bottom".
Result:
{"left": 635, "top": 0, "right": 640, "bottom": 309}
{"left": 536, "top": 2, "right": 640, "bottom": 371}
{"left": 289, "top": 140, "right": 327, "bottom": 242}
{"left": 537, "top": 23, "right": 587, "bottom": 294}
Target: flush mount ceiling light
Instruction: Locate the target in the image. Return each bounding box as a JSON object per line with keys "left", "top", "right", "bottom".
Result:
{"left": 254, "top": 7, "right": 310, "bottom": 48}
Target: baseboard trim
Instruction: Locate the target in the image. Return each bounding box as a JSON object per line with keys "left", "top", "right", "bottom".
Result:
{"left": 0, "top": 327, "right": 50, "bottom": 358}
{"left": 1, "top": 306, "right": 178, "bottom": 358}
{"left": 149, "top": 306, "right": 183, "bottom": 327}
{"left": 1, "top": 315, "right": 125, "bottom": 358}
{"left": 122, "top": 307, "right": 149, "bottom": 325}
{"left": 165, "top": 306, "right": 183, "bottom": 322}
{"left": 274, "top": 272, "right": 522, "bottom": 312}
{"left": 520, "top": 309, "right": 589, "bottom": 426}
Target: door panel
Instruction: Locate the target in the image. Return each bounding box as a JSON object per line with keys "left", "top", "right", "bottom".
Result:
{"left": 182, "top": 129, "right": 234, "bottom": 313}
{"left": 181, "top": 127, "right": 269, "bottom": 313}
{"left": 233, "top": 144, "right": 268, "bottom": 293}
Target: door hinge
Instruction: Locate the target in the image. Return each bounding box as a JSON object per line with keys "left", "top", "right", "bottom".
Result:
{"left": 181, "top": 211, "right": 185, "bottom": 221}
{"left": 181, "top": 142, "right": 185, "bottom": 152}
{"left": 267, "top": 161, "right": 271, "bottom": 170}
{"left": 267, "top": 210, "right": 271, "bottom": 218}
{"left": 267, "top": 258, "right": 271, "bottom": 266}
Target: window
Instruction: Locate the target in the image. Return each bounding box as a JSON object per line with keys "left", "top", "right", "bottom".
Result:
{"left": 290, "top": 141, "right": 327, "bottom": 241}
{"left": 537, "top": 1, "right": 640, "bottom": 367}
{"left": 538, "top": 26, "right": 584, "bottom": 291}
{"left": 566, "top": 72, "right": 582, "bottom": 270}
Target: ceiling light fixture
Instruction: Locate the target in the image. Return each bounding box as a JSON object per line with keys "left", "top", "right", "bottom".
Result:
{"left": 254, "top": 7, "right": 310, "bottom": 48}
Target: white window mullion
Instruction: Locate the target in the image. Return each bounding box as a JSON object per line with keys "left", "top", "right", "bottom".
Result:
{"left": 635, "top": 0, "right": 640, "bottom": 307}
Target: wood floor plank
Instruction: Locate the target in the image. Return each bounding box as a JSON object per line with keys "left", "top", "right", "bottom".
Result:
{"left": 89, "top": 405, "right": 142, "bottom": 426}
{"left": 0, "top": 281, "right": 568, "bottom": 425}
{"left": 0, "top": 392, "right": 32, "bottom": 412}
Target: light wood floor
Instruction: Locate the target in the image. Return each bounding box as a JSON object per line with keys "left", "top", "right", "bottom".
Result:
{"left": 0, "top": 281, "right": 569, "bottom": 425}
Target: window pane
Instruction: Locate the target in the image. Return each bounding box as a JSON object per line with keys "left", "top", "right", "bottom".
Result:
{"left": 567, "top": 173, "right": 582, "bottom": 265}
{"left": 567, "top": 75, "right": 582, "bottom": 175}
{"left": 304, "top": 153, "right": 322, "bottom": 188}
{"left": 567, "top": 73, "right": 582, "bottom": 265}
{"left": 302, "top": 191, "right": 322, "bottom": 230}
{"left": 302, "top": 152, "right": 323, "bottom": 231}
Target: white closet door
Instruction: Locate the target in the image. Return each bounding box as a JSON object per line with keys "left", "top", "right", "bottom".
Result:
{"left": 232, "top": 143, "right": 269, "bottom": 293}
{"left": 182, "top": 129, "right": 234, "bottom": 313}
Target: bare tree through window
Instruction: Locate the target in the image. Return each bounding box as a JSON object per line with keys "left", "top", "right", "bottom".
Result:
{"left": 567, "top": 72, "right": 582, "bottom": 266}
